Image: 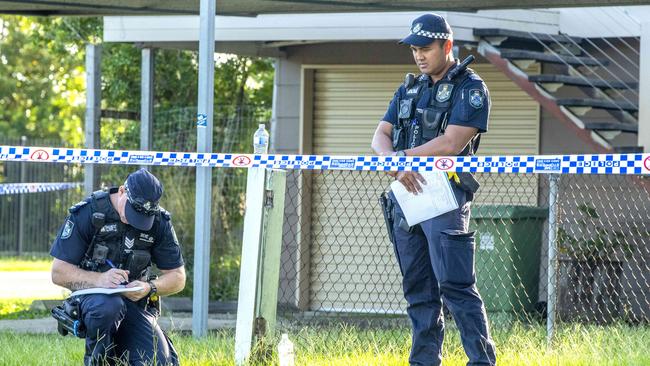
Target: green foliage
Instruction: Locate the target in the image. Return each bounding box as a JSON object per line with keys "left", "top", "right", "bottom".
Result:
{"left": 0, "top": 255, "right": 52, "bottom": 271}
{"left": 0, "top": 17, "right": 87, "bottom": 145}
{"left": 0, "top": 298, "right": 51, "bottom": 319}
{"left": 557, "top": 204, "right": 635, "bottom": 261}
{"left": 0, "top": 15, "right": 274, "bottom": 145}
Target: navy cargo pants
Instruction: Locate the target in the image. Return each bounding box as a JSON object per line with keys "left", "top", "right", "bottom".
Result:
{"left": 79, "top": 294, "right": 178, "bottom": 366}
{"left": 390, "top": 184, "right": 496, "bottom": 366}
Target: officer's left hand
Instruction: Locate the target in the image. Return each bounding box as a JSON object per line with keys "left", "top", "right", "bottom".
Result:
{"left": 396, "top": 171, "right": 426, "bottom": 194}
{"left": 122, "top": 280, "right": 151, "bottom": 302}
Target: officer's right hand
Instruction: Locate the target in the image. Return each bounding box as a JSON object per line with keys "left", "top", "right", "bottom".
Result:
{"left": 396, "top": 171, "right": 426, "bottom": 194}
{"left": 97, "top": 268, "right": 130, "bottom": 288}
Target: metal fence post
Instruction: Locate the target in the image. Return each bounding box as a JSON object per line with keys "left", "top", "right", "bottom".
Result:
{"left": 84, "top": 43, "right": 101, "bottom": 196}
{"left": 17, "top": 135, "right": 27, "bottom": 255}
{"left": 192, "top": 0, "right": 215, "bottom": 338}
{"left": 547, "top": 174, "right": 560, "bottom": 344}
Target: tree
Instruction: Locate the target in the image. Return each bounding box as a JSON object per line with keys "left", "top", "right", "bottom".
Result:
{"left": 0, "top": 15, "right": 274, "bottom": 145}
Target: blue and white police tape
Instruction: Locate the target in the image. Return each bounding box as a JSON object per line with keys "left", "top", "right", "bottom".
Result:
{"left": 1, "top": 145, "right": 649, "bottom": 175}
{"left": 0, "top": 182, "right": 83, "bottom": 195}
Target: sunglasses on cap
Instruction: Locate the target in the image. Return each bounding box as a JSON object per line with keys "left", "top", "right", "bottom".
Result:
{"left": 124, "top": 181, "right": 160, "bottom": 216}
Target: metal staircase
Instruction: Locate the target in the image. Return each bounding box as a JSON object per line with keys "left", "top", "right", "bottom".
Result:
{"left": 474, "top": 28, "right": 640, "bottom": 153}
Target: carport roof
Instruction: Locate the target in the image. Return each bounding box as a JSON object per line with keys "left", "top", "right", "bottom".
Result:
{"left": 0, "top": 0, "right": 649, "bottom": 16}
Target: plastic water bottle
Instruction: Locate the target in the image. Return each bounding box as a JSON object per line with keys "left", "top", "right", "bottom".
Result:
{"left": 277, "top": 333, "right": 295, "bottom": 366}
{"left": 253, "top": 123, "right": 270, "bottom": 154}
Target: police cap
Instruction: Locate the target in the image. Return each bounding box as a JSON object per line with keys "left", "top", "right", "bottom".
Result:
{"left": 399, "top": 13, "right": 452, "bottom": 47}
{"left": 124, "top": 168, "right": 163, "bottom": 231}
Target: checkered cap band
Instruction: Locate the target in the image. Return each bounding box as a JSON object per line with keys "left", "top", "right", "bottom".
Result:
{"left": 412, "top": 30, "right": 450, "bottom": 40}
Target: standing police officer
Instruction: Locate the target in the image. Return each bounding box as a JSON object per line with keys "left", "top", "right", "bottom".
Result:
{"left": 371, "top": 13, "right": 497, "bottom": 366}
{"left": 50, "top": 168, "right": 186, "bottom": 366}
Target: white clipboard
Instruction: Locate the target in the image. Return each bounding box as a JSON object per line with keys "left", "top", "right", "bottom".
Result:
{"left": 390, "top": 171, "right": 459, "bottom": 226}
{"left": 70, "top": 285, "right": 143, "bottom": 297}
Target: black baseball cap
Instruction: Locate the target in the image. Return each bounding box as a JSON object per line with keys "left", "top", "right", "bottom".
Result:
{"left": 399, "top": 13, "right": 452, "bottom": 47}
{"left": 124, "top": 168, "right": 163, "bottom": 231}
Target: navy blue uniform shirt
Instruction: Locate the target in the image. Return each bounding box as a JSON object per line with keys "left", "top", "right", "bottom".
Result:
{"left": 50, "top": 197, "right": 184, "bottom": 270}
{"left": 382, "top": 68, "right": 490, "bottom": 134}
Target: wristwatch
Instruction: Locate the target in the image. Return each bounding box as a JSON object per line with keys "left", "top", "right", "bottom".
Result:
{"left": 147, "top": 281, "right": 158, "bottom": 297}
{"left": 394, "top": 150, "right": 406, "bottom": 157}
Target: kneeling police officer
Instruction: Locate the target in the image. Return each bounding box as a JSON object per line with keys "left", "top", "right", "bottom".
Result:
{"left": 50, "top": 168, "right": 186, "bottom": 366}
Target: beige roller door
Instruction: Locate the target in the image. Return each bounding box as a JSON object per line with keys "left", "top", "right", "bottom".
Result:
{"left": 307, "top": 63, "right": 540, "bottom": 312}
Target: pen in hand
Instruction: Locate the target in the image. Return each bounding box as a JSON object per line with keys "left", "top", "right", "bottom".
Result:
{"left": 106, "top": 259, "right": 129, "bottom": 285}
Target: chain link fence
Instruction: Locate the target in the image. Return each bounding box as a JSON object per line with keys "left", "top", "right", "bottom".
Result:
{"left": 555, "top": 174, "right": 650, "bottom": 325}
{"left": 276, "top": 170, "right": 650, "bottom": 340}
{"left": 0, "top": 136, "right": 83, "bottom": 254}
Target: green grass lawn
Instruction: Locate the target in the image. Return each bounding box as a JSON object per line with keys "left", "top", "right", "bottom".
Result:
{"left": 0, "top": 322, "right": 647, "bottom": 365}
{"left": 1, "top": 256, "right": 647, "bottom": 365}
{"left": 0, "top": 255, "right": 52, "bottom": 271}
{"left": 0, "top": 298, "right": 52, "bottom": 320}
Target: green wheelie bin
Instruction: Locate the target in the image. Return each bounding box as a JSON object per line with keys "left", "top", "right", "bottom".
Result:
{"left": 469, "top": 205, "right": 548, "bottom": 314}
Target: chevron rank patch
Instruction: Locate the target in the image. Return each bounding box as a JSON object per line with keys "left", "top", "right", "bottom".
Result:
{"left": 61, "top": 220, "right": 74, "bottom": 239}
{"left": 125, "top": 236, "right": 135, "bottom": 249}
{"left": 469, "top": 89, "right": 484, "bottom": 109}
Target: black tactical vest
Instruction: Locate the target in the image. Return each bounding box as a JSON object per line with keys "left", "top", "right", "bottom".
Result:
{"left": 77, "top": 188, "right": 168, "bottom": 282}
{"left": 393, "top": 59, "right": 481, "bottom": 156}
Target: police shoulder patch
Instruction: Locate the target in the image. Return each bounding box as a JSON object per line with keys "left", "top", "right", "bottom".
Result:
{"left": 469, "top": 89, "right": 485, "bottom": 109}
{"left": 61, "top": 220, "right": 75, "bottom": 239}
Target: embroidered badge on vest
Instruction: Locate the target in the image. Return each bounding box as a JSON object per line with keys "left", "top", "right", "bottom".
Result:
{"left": 406, "top": 85, "right": 420, "bottom": 95}
{"left": 61, "top": 220, "right": 74, "bottom": 239}
{"left": 100, "top": 224, "right": 118, "bottom": 233}
{"left": 469, "top": 89, "right": 484, "bottom": 109}
{"left": 139, "top": 233, "right": 154, "bottom": 244}
{"left": 436, "top": 83, "right": 453, "bottom": 102}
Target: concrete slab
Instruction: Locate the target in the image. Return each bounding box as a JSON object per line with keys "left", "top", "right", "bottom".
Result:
{"left": 0, "top": 313, "right": 236, "bottom": 334}
{"left": 0, "top": 271, "right": 68, "bottom": 299}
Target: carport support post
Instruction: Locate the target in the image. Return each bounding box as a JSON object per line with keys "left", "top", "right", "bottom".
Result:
{"left": 235, "top": 168, "right": 287, "bottom": 365}
{"left": 140, "top": 47, "right": 154, "bottom": 168}
{"left": 192, "top": 0, "right": 215, "bottom": 338}
{"left": 546, "top": 174, "right": 559, "bottom": 344}
{"left": 638, "top": 21, "right": 650, "bottom": 152}
{"left": 84, "top": 44, "right": 101, "bottom": 195}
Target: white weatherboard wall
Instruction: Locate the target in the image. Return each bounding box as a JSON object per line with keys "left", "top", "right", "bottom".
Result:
{"left": 104, "top": 10, "right": 559, "bottom": 44}
{"left": 305, "top": 63, "right": 540, "bottom": 312}
{"left": 557, "top": 6, "right": 649, "bottom": 37}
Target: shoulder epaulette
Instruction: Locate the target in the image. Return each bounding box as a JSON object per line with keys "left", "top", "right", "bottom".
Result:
{"left": 91, "top": 190, "right": 109, "bottom": 200}
{"left": 159, "top": 207, "right": 171, "bottom": 220}
{"left": 69, "top": 200, "right": 89, "bottom": 213}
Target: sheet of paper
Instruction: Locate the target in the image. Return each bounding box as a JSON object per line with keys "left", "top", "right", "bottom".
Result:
{"left": 70, "top": 285, "right": 143, "bottom": 297}
{"left": 390, "top": 171, "right": 459, "bottom": 226}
